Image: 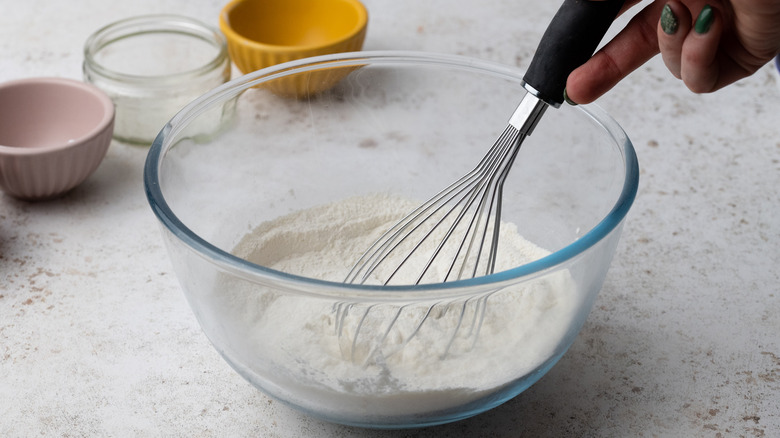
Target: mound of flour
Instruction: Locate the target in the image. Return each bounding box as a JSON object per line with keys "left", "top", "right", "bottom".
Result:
{"left": 220, "top": 194, "right": 579, "bottom": 418}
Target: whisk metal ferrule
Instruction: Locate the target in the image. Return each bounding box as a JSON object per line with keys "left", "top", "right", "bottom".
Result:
{"left": 508, "top": 91, "right": 549, "bottom": 136}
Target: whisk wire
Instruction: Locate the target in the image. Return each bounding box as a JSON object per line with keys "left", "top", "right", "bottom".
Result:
{"left": 456, "top": 131, "right": 517, "bottom": 280}
{"left": 415, "top": 125, "right": 524, "bottom": 283}
{"left": 345, "top": 125, "right": 523, "bottom": 286}
{"left": 339, "top": 94, "right": 548, "bottom": 364}
{"left": 486, "top": 129, "right": 524, "bottom": 271}
{"left": 345, "top": 139, "right": 502, "bottom": 284}
{"left": 345, "top": 172, "right": 472, "bottom": 284}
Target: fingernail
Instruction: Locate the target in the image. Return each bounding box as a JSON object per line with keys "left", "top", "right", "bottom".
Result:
{"left": 660, "top": 4, "right": 679, "bottom": 35}
{"left": 694, "top": 4, "right": 714, "bottom": 34}
{"left": 563, "top": 88, "right": 578, "bottom": 106}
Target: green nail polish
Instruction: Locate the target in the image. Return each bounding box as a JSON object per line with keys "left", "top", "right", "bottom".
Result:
{"left": 563, "top": 88, "right": 578, "bottom": 106}
{"left": 660, "top": 4, "right": 679, "bottom": 35}
{"left": 695, "top": 5, "right": 714, "bottom": 34}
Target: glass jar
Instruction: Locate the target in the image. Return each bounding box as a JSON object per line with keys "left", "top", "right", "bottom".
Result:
{"left": 83, "top": 15, "right": 231, "bottom": 145}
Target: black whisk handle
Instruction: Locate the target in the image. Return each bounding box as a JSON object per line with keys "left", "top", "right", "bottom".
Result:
{"left": 522, "top": 0, "right": 625, "bottom": 107}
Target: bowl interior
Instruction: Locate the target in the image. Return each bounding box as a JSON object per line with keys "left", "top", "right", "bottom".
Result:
{"left": 152, "top": 53, "right": 635, "bottom": 291}
{"left": 224, "top": 0, "right": 367, "bottom": 47}
{"left": 0, "top": 79, "right": 110, "bottom": 149}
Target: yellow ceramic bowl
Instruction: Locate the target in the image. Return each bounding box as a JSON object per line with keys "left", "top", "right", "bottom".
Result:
{"left": 219, "top": 0, "right": 368, "bottom": 97}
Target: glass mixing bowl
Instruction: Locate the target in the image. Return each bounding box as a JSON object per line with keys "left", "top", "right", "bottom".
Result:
{"left": 144, "top": 51, "right": 638, "bottom": 429}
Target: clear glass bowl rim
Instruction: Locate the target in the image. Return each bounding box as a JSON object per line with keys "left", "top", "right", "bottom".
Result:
{"left": 143, "top": 50, "right": 639, "bottom": 299}
{"left": 83, "top": 14, "right": 228, "bottom": 86}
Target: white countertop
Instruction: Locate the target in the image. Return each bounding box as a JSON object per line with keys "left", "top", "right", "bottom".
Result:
{"left": 2, "top": 0, "right": 778, "bottom": 436}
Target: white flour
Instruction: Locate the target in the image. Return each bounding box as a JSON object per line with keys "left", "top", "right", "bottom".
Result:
{"left": 221, "top": 194, "right": 579, "bottom": 419}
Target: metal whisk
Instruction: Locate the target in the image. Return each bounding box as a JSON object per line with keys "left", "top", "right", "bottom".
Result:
{"left": 338, "top": 0, "right": 625, "bottom": 362}
{"left": 344, "top": 94, "right": 546, "bottom": 286}
{"left": 347, "top": 0, "right": 626, "bottom": 286}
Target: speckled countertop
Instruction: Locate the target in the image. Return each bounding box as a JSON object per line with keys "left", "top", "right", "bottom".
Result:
{"left": 1, "top": 0, "right": 778, "bottom": 436}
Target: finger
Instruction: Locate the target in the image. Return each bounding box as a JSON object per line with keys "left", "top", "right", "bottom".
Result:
{"left": 657, "top": 1, "right": 693, "bottom": 79}
{"left": 565, "top": 0, "right": 665, "bottom": 104}
{"left": 680, "top": 4, "right": 723, "bottom": 93}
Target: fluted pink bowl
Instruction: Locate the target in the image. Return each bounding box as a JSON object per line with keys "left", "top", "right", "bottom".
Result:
{"left": 0, "top": 77, "right": 114, "bottom": 200}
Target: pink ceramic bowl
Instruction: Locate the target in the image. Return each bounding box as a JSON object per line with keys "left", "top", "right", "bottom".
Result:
{"left": 0, "top": 77, "right": 114, "bottom": 200}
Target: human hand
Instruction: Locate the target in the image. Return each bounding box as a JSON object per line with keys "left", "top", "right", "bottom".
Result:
{"left": 564, "top": 0, "right": 780, "bottom": 104}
